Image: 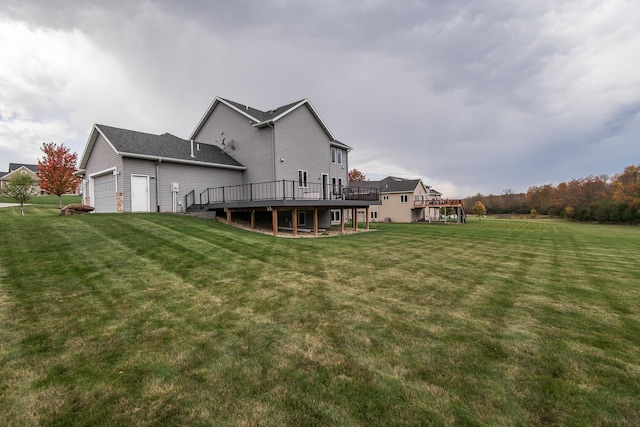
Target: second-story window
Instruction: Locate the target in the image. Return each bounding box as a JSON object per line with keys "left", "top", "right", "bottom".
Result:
{"left": 401, "top": 194, "right": 408, "bottom": 203}
{"left": 298, "top": 170, "right": 308, "bottom": 188}
{"left": 331, "top": 147, "right": 343, "bottom": 165}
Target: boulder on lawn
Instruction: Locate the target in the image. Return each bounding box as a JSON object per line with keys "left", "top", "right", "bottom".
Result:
{"left": 60, "top": 204, "right": 95, "bottom": 216}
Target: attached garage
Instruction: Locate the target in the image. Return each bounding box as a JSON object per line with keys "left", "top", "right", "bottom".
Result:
{"left": 92, "top": 172, "right": 117, "bottom": 213}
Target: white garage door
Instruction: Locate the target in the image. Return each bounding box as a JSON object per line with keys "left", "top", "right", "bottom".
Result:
{"left": 93, "top": 174, "right": 117, "bottom": 213}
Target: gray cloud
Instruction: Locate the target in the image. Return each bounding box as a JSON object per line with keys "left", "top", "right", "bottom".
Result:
{"left": 2, "top": 0, "right": 639, "bottom": 196}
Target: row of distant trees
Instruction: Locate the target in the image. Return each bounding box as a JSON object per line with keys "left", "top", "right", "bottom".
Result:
{"left": 463, "top": 164, "right": 640, "bottom": 224}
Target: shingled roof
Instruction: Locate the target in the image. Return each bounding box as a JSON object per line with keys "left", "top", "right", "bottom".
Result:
{"left": 190, "top": 96, "right": 352, "bottom": 150}
{"left": 79, "top": 124, "right": 245, "bottom": 170}
{"left": 357, "top": 176, "right": 425, "bottom": 193}
{"left": 9, "top": 163, "right": 38, "bottom": 173}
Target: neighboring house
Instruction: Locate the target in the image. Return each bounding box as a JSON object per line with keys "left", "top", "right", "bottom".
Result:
{"left": 77, "top": 97, "right": 380, "bottom": 235}
{"left": 352, "top": 176, "right": 465, "bottom": 223}
{"left": 0, "top": 164, "right": 40, "bottom": 192}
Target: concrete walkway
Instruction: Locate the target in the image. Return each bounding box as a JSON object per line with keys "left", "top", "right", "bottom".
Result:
{"left": 0, "top": 203, "right": 22, "bottom": 208}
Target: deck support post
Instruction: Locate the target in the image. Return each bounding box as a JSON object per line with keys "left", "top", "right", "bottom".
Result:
{"left": 313, "top": 208, "right": 319, "bottom": 236}
{"left": 272, "top": 208, "right": 278, "bottom": 236}
{"left": 251, "top": 209, "right": 255, "bottom": 229}
{"left": 293, "top": 208, "right": 298, "bottom": 237}
{"left": 226, "top": 209, "right": 231, "bottom": 225}
{"left": 365, "top": 206, "right": 370, "bottom": 230}
{"left": 340, "top": 208, "right": 345, "bottom": 233}
{"left": 352, "top": 208, "right": 358, "bottom": 231}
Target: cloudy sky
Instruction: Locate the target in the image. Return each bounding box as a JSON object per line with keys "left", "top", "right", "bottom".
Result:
{"left": 1, "top": 0, "right": 639, "bottom": 197}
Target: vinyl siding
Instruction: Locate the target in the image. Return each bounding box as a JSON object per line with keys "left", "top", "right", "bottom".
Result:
{"left": 275, "top": 105, "right": 342, "bottom": 187}
{"left": 84, "top": 134, "right": 122, "bottom": 208}
{"left": 122, "top": 158, "right": 156, "bottom": 212}
{"left": 192, "top": 102, "right": 273, "bottom": 184}
{"left": 85, "top": 134, "right": 122, "bottom": 185}
{"left": 155, "top": 162, "right": 243, "bottom": 212}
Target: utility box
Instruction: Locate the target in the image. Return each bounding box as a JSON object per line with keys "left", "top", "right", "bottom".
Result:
{"left": 170, "top": 182, "right": 179, "bottom": 192}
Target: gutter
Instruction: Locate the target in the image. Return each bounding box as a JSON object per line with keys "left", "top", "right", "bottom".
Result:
{"left": 155, "top": 159, "right": 161, "bottom": 212}
{"left": 118, "top": 152, "right": 246, "bottom": 170}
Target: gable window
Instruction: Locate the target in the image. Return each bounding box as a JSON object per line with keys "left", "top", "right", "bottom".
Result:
{"left": 298, "top": 170, "right": 308, "bottom": 188}
{"left": 331, "top": 147, "right": 343, "bottom": 165}
{"left": 383, "top": 195, "right": 389, "bottom": 201}
{"left": 400, "top": 195, "right": 408, "bottom": 203}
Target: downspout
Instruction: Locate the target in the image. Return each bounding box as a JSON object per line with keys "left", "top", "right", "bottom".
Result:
{"left": 267, "top": 122, "right": 276, "bottom": 181}
{"left": 155, "top": 159, "right": 161, "bottom": 212}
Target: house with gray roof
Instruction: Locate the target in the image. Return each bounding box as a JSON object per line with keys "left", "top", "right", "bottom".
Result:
{"left": 351, "top": 176, "right": 465, "bottom": 223}
{"left": 77, "top": 97, "right": 379, "bottom": 235}
{"left": 1, "top": 164, "right": 40, "bottom": 192}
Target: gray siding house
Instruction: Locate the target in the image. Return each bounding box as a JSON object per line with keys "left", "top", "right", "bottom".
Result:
{"left": 77, "top": 97, "right": 379, "bottom": 235}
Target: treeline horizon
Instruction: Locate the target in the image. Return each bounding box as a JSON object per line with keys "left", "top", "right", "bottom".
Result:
{"left": 462, "top": 164, "right": 640, "bottom": 224}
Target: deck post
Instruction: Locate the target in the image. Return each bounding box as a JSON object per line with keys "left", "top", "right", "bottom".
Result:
{"left": 340, "top": 208, "right": 345, "bottom": 233}
{"left": 293, "top": 208, "right": 298, "bottom": 237}
{"left": 365, "top": 206, "right": 370, "bottom": 230}
{"left": 226, "top": 208, "right": 231, "bottom": 225}
{"left": 272, "top": 208, "right": 278, "bottom": 236}
{"left": 251, "top": 209, "right": 255, "bottom": 229}
{"left": 314, "top": 208, "right": 319, "bottom": 236}
{"left": 353, "top": 209, "right": 358, "bottom": 231}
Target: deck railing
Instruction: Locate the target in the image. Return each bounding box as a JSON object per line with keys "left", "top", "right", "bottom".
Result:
{"left": 191, "top": 180, "right": 379, "bottom": 209}
{"left": 414, "top": 197, "right": 464, "bottom": 207}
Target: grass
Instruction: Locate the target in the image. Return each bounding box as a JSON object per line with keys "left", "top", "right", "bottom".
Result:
{"left": 0, "top": 194, "right": 81, "bottom": 205}
{"left": 1, "top": 206, "right": 639, "bottom": 426}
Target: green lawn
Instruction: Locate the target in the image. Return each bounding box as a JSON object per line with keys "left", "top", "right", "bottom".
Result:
{"left": 1, "top": 206, "right": 639, "bottom": 426}
{"left": 0, "top": 194, "right": 81, "bottom": 206}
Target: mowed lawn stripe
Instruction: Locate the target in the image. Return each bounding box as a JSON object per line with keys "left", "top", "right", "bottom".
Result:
{"left": 1, "top": 207, "right": 639, "bottom": 425}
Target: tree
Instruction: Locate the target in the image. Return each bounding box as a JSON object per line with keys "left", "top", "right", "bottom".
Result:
{"left": 1, "top": 174, "right": 38, "bottom": 216}
{"left": 38, "top": 143, "right": 81, "bottom": 208}
{"left": 472, "top": 201, "right": 486, "bottom": 218}
{"left": 611, "top": 164, "right": 640, "bottom": 207}
{"left": 349, "top": 168, "right": 366, "bottom": 182}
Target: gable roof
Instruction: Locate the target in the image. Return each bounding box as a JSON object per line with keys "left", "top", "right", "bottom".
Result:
{"left": 1, "top": 165, "right": 39, "bottom": 181}
{"left": 9, "top": 163, "right": 38, "bottom": 173}
{"left": 189, "top": 96, "right": 352, "bottom": 150}
{"left": 79, "top": 124, "right": 245, "bottom": 170}
{"left": 356, "top": 176, "right": 429, "bottom": 193}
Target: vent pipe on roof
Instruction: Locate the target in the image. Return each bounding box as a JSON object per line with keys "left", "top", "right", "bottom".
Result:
{"left": 190, "top": 140, "right": 195, "bottom": 158}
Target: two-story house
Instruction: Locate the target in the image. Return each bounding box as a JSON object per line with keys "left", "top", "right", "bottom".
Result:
{"left": 352, "top": 176, "right": 465, "bottom": 223}
{"left": 76, "top": 97, "right": 380, "bottom": 235}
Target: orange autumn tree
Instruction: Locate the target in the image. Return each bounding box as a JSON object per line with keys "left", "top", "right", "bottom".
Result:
{"left": 612, "top": 164, "right": 640, "bottom": 208}
{"left": 349, "top": 168, "right": 366, "bottom": 182}
{"left": 38, "top": 142, "right": 81, "bottom": 208}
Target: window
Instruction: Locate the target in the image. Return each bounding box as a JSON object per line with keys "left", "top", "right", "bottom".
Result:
{"left": 331, "top": 147, "right": 343, "bottom": 165}
{"left": 331, "top": 210, "right": 341, "bottom": 222}
{"left": 400, "top": 195, "right": 408, "bottom": 203}
{"left": 383, "top": 195, "right": 389, "bottom": 201}
{"left": 298, "top": 170, "right": 308, "bottom": 188}
{"left": 371, "top": 211, "right": 378, "bottom": 219}
{"left": 338, "top": 178, "right": 343, "bottom": 193}
{"left": 297, "top": 211, "right": 306, "bottom": 226}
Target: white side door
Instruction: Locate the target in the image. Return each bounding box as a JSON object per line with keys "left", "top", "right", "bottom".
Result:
{"left": 131, "top": 175, "right": 150, "bottom": 212}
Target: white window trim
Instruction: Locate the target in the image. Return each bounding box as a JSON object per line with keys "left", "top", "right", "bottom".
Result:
{"left": 298, "top": 170, "right": 308, "bottom": 188}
